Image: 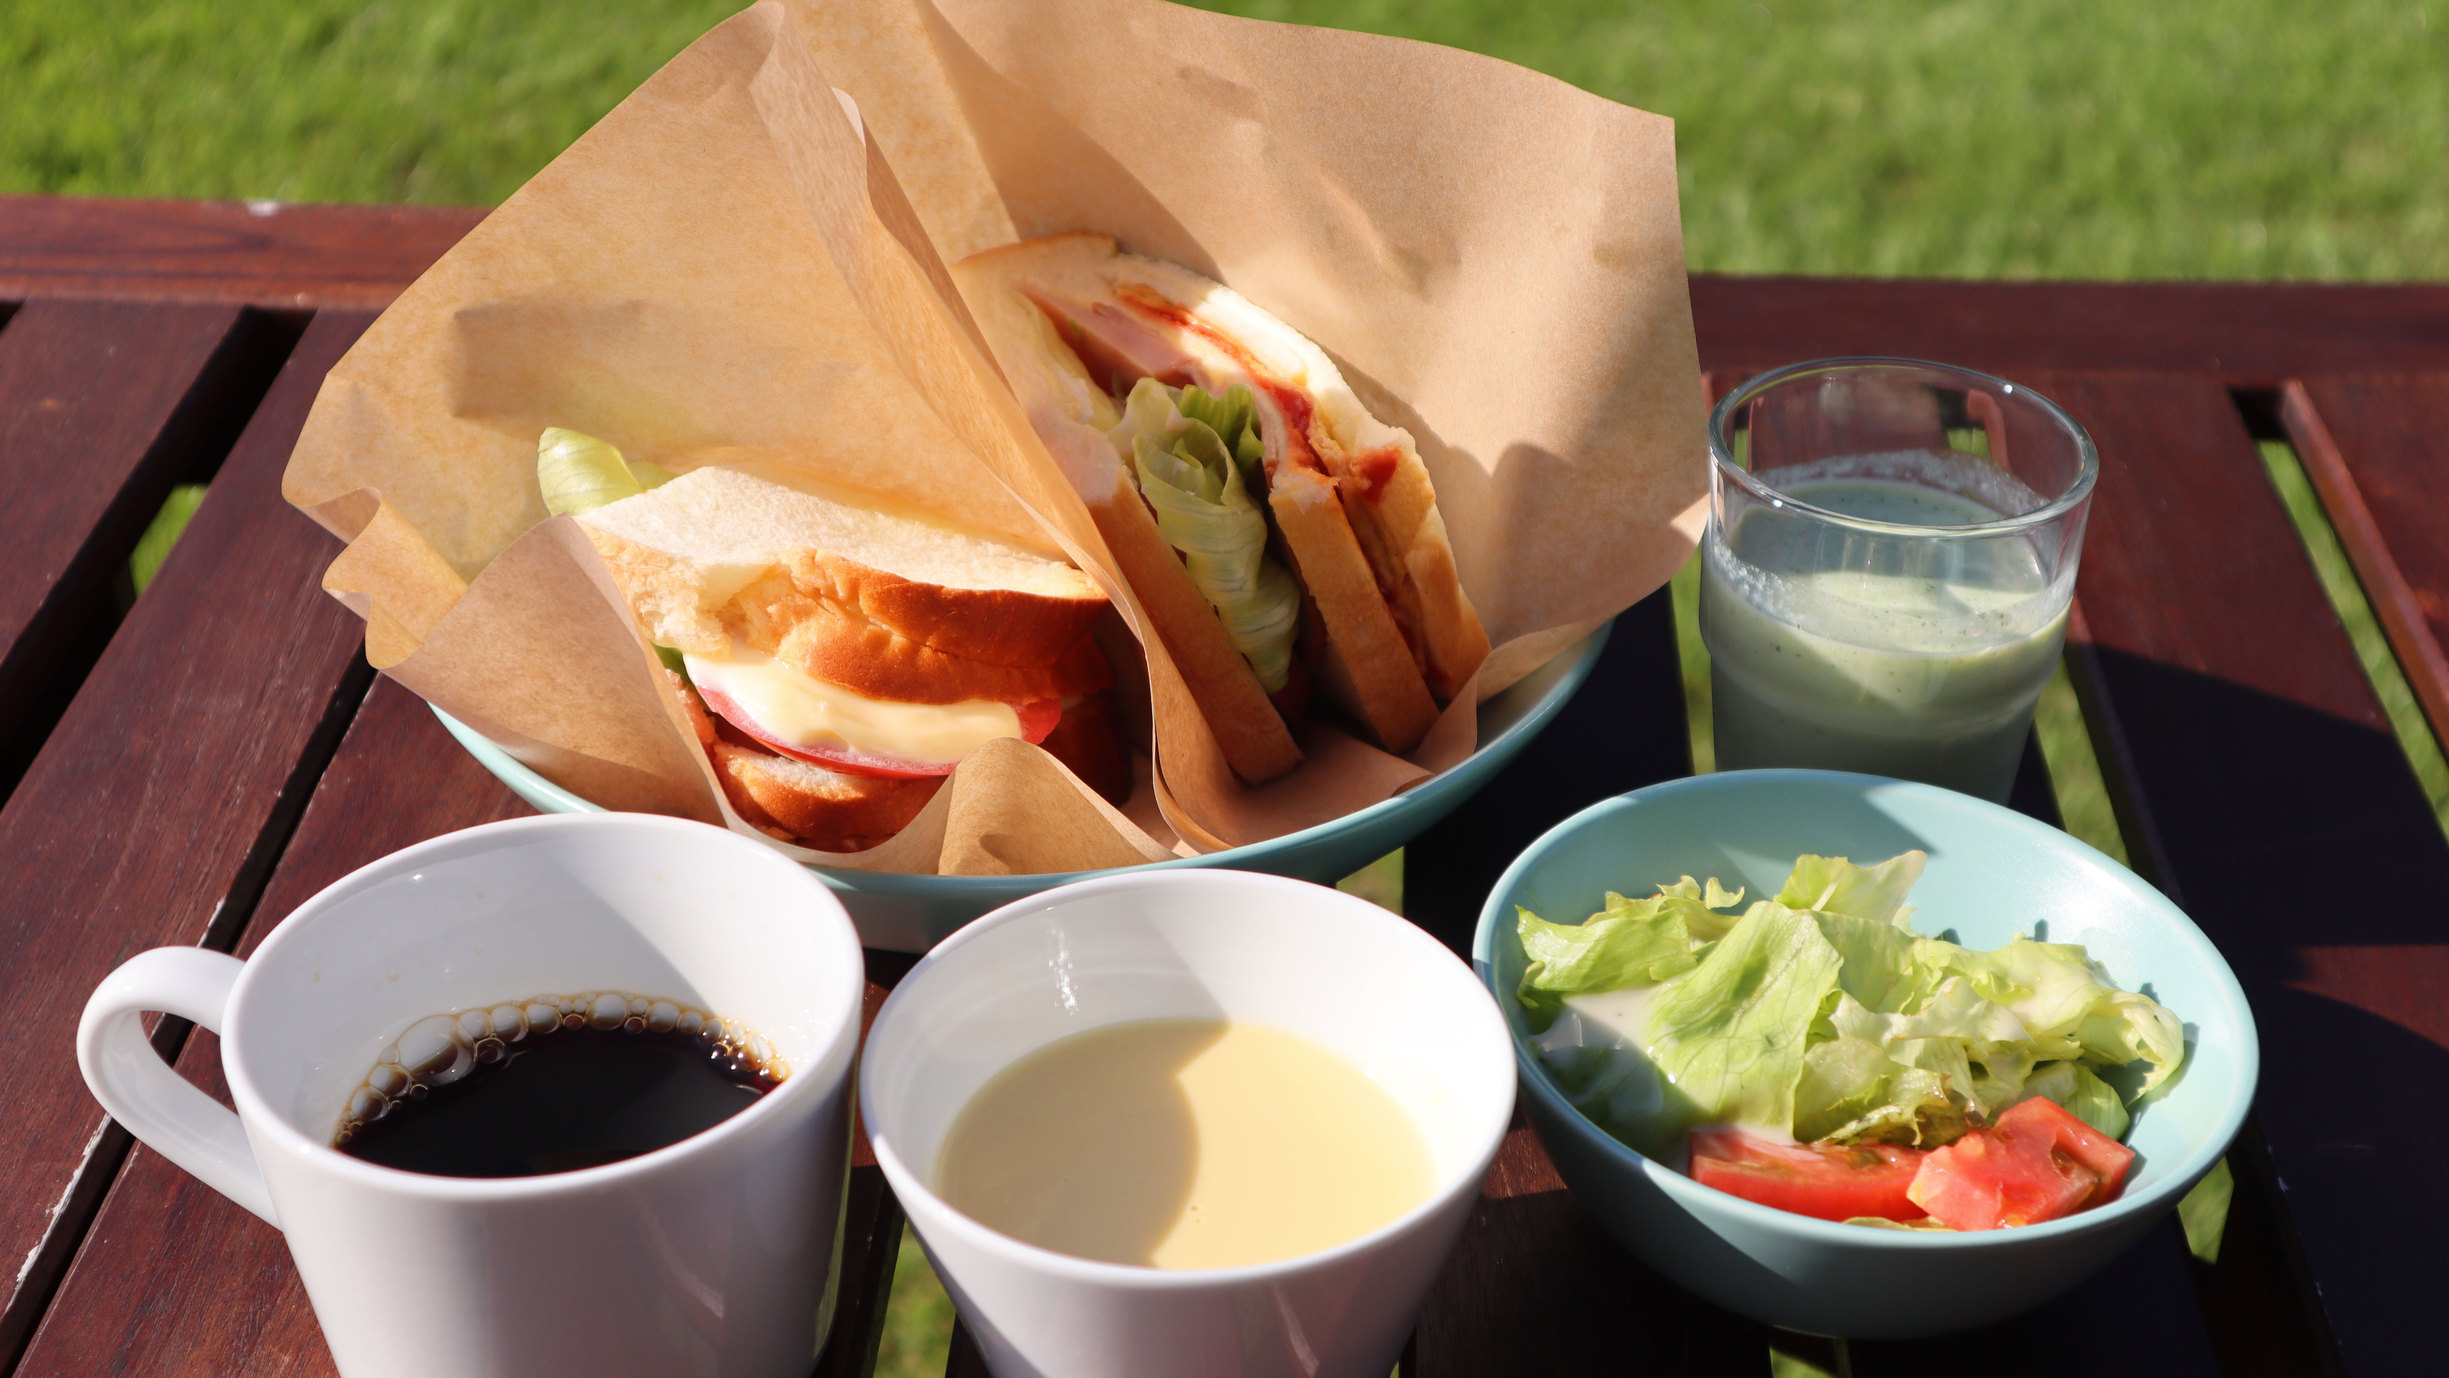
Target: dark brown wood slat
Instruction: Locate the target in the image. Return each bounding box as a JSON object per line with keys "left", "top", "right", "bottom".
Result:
{"left": 2283, "top": 376, "right": 2449, "bottom": 779}
{"left": 0, "top": 298, "right": 299, "bottom": 796}
{"left": 11, "top": 676, "right": 524, "bottom": 1377}
{"left": 1692, "top": 278, "right": 2449, "bottom": 381}
{"left": 814, "top": 1168, "right": 907, "bottom": 1378}
{"left": 0, "top": 196, "right": 484, "bottom": 310}
{"left": 12, "top": 197, "right": 2447, "bottom": 371}
{"left": 1413, "top": 1121, "right": 1763, "bottom": 1378}
{"left": 1848, "top": 1221, "right": 2219, "bottom": 1377}
{"left": 945, "top": 1324, "right": 991, "bottom": 1378}
{"left": 21, "top": 678, "right": 913, "bottom": 1375}
{"left": 0, "top": 308, "right": 374, "bottom": 1361}
{"left": 2033, "top": 371, "right": 2447, "bottom": 1376}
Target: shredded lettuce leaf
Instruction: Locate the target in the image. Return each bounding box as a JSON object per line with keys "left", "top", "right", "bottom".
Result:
{"left": 1109, "top": 379, "right": 1300, "bottom": 692}
{"left": 1777, "top": 851, "right": 1925, "bottom": 924}
{"left": 1640, "top": 901, "right": 1842, "bottom": 1140}
{"left": 1791, "top": 1036, "right": 1961, "bottom": 1145}
{"left": 1517, "top": 852, "right": 2188, "bottom": 1154}
{"left": 1173, "top": 381, "right": 1266, "bottom": 490}
{"left": 2021, "top": 1060, "right": 2130, "bottom": 1139}
{"left": 1515, "top": 895, "right": 1699, "bottom": 1031}
{"left": 537, "top": 427, "right": 676, "bottom": 517}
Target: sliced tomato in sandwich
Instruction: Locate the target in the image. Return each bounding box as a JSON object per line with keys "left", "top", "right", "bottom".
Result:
{"left": 695, "top": 681, "right": 1061, "bottom": 780}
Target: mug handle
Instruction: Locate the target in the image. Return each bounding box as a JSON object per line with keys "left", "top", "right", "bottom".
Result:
{"left": 76, "top": 947, "right": 276, "bottom": 1225}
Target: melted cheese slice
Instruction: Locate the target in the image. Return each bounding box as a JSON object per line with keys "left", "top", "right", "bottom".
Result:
{"left": 683, "top": 640, "right": 1022, "bottom": 766}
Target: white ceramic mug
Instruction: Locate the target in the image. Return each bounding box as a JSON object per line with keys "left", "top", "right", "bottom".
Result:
{"left": 861, "top": 869, "right": 1516, "bottom": 1378}
{"left": 78, "top": 813, "right": 866, "bottom": 1378}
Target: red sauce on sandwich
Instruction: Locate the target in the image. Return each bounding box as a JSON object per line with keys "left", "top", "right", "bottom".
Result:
{"left": 1111, "top": 286, "right": 1332, "bottom": 479}
{"left": 1348, "top": 447, "right": 1399, "bottom": 499}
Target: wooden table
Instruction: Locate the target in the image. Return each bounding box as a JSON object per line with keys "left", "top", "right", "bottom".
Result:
{"left": 1, "top": 193, "right": 2442, "bottom": 1377}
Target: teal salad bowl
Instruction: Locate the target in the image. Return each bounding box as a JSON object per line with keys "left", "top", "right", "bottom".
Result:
{"left": 1473, "top": 769, "right": 2256, "bottom": 1338}
{"left": 440, "top": 624, "right": 1606, "bottom": 952}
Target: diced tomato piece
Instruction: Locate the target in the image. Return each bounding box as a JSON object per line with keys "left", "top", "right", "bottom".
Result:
{"left": 1997, "top": 1096, "right": 2136, "bottom": 1205}
{"left": 696, "top": 683, "right": 1060, "bottom": 780}
{"left": 1908, "top": 1112, "right": 2103, "bottom": 1230}
{"left": 1689, "top": 1128, "right": 1927, "bottom": 1222}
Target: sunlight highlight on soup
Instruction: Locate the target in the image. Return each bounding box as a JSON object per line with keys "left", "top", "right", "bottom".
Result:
{"left": 934, "top": 1019, "right": 1432, "bottom": 1269}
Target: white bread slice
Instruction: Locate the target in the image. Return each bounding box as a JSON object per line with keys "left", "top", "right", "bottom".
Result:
{"left": 955, "top": 234, "right": 1488, "bottom": 754}
{"left": 954, "top": 244, "right": 1304, "bottom": 783}
{"left": 578, "top": 465, "right": 1109, "bottom": 702}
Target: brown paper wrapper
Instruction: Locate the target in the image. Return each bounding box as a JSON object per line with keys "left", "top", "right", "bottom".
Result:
{"left": 283, "top": 0, "right": 1707, "bottom": 874}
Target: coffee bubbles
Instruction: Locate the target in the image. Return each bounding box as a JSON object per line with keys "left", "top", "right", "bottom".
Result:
{"left": 335, "top": 991, "right": 786, "bottom": 1153}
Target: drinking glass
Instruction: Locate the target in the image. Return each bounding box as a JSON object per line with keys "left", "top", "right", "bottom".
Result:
{"left": 1701, "top": 358, "right": 2097, "bottom": 802}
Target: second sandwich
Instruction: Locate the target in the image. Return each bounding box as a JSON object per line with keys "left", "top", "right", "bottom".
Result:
{"left": 955, "top": 234, "right": 1490, "bottom": 783}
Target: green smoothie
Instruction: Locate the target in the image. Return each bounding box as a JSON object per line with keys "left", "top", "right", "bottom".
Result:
{"left": 1701, "top": 461, "right": 2072, "bottom": 800}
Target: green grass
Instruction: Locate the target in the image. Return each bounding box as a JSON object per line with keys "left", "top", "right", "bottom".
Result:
{"left": 0, "top": 0, "right": 743, "bottom": 205}
{"left": 1201, "top": 0, "right": 2449, "bottom": 282}
{"left": 876, "top": 1227, "right": 956, "bottom": 1378}
{"left": 2260, "top": 439, "right": 2449, "bottom": 827}
{"left": 2, "top": 2, "right": 2440, "bottom": 282}
{"left": 127, "top": 483, "right": 206, "bottom": 596}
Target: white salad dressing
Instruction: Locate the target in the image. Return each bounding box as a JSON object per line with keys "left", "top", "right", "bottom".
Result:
{"left": 1535, "top": 984, "right": 1798, "bottom": 1149}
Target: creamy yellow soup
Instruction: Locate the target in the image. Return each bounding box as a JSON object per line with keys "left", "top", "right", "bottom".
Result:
{"left": 933, "top": 1020, "right": 1433, "bottom": 1270}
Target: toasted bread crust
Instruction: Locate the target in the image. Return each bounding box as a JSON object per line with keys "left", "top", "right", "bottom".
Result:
{"left": 1268, "top": 467, "right": 1441, "bottom": 753}
{"left": 783, "top": 548, "right": 1107, "bottom": 667}
{"left": 709, "top": 740, "right": 944, "bottom": 851}
{"left": 1307, "top": 430, "right": 1491, "bottom": 704}
{"left": 1082, "top": 472, "right": 1304, "bottom": 782}
{"left": 731, "top": 569, "right": 1111, "bottom": 705}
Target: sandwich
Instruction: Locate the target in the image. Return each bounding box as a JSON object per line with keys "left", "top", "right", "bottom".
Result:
{"left": 539, "top": 432, "right": 1127, "bottom": 851}
{"left": 953, "top": 234, "right": 1489, "bottom": 783}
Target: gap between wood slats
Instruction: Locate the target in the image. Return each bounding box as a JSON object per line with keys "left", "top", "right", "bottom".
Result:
{"left": 0, "top": 309, "right": 374, "bottom": 1369}
{"left": 2271, "top": 381, "right": 2449, "bottom": 782}
{"left": 2038, "top": 372, "right": 2439, "bottom": 1377}
{"left": 0, "top": 662, "right": 369, "bottom": 1376}
{"left": 2058, "top": 529, "right": 2333, "bottom": 1378}
{"left": 0, "top": 303, "right": 305, "bottom": 809}
{"left": 8, "top": 677, "right": 504, "bottom": 1377}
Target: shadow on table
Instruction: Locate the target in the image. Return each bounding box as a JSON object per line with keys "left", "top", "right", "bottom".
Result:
{"left": 2075, "top": 646, "right": 2449, "bottom": 1375}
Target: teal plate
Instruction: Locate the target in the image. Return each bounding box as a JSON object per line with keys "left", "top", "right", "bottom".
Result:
{"left": 1473, "top": 770, "right": 2257, "bottom": 1337}
{"left": 439, "top": 621, "right": 1608, "bottom": 951}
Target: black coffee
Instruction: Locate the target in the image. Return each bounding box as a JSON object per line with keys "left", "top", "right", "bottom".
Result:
{"left": 333, "top": 993, "right": 784, "bottom": 1179}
